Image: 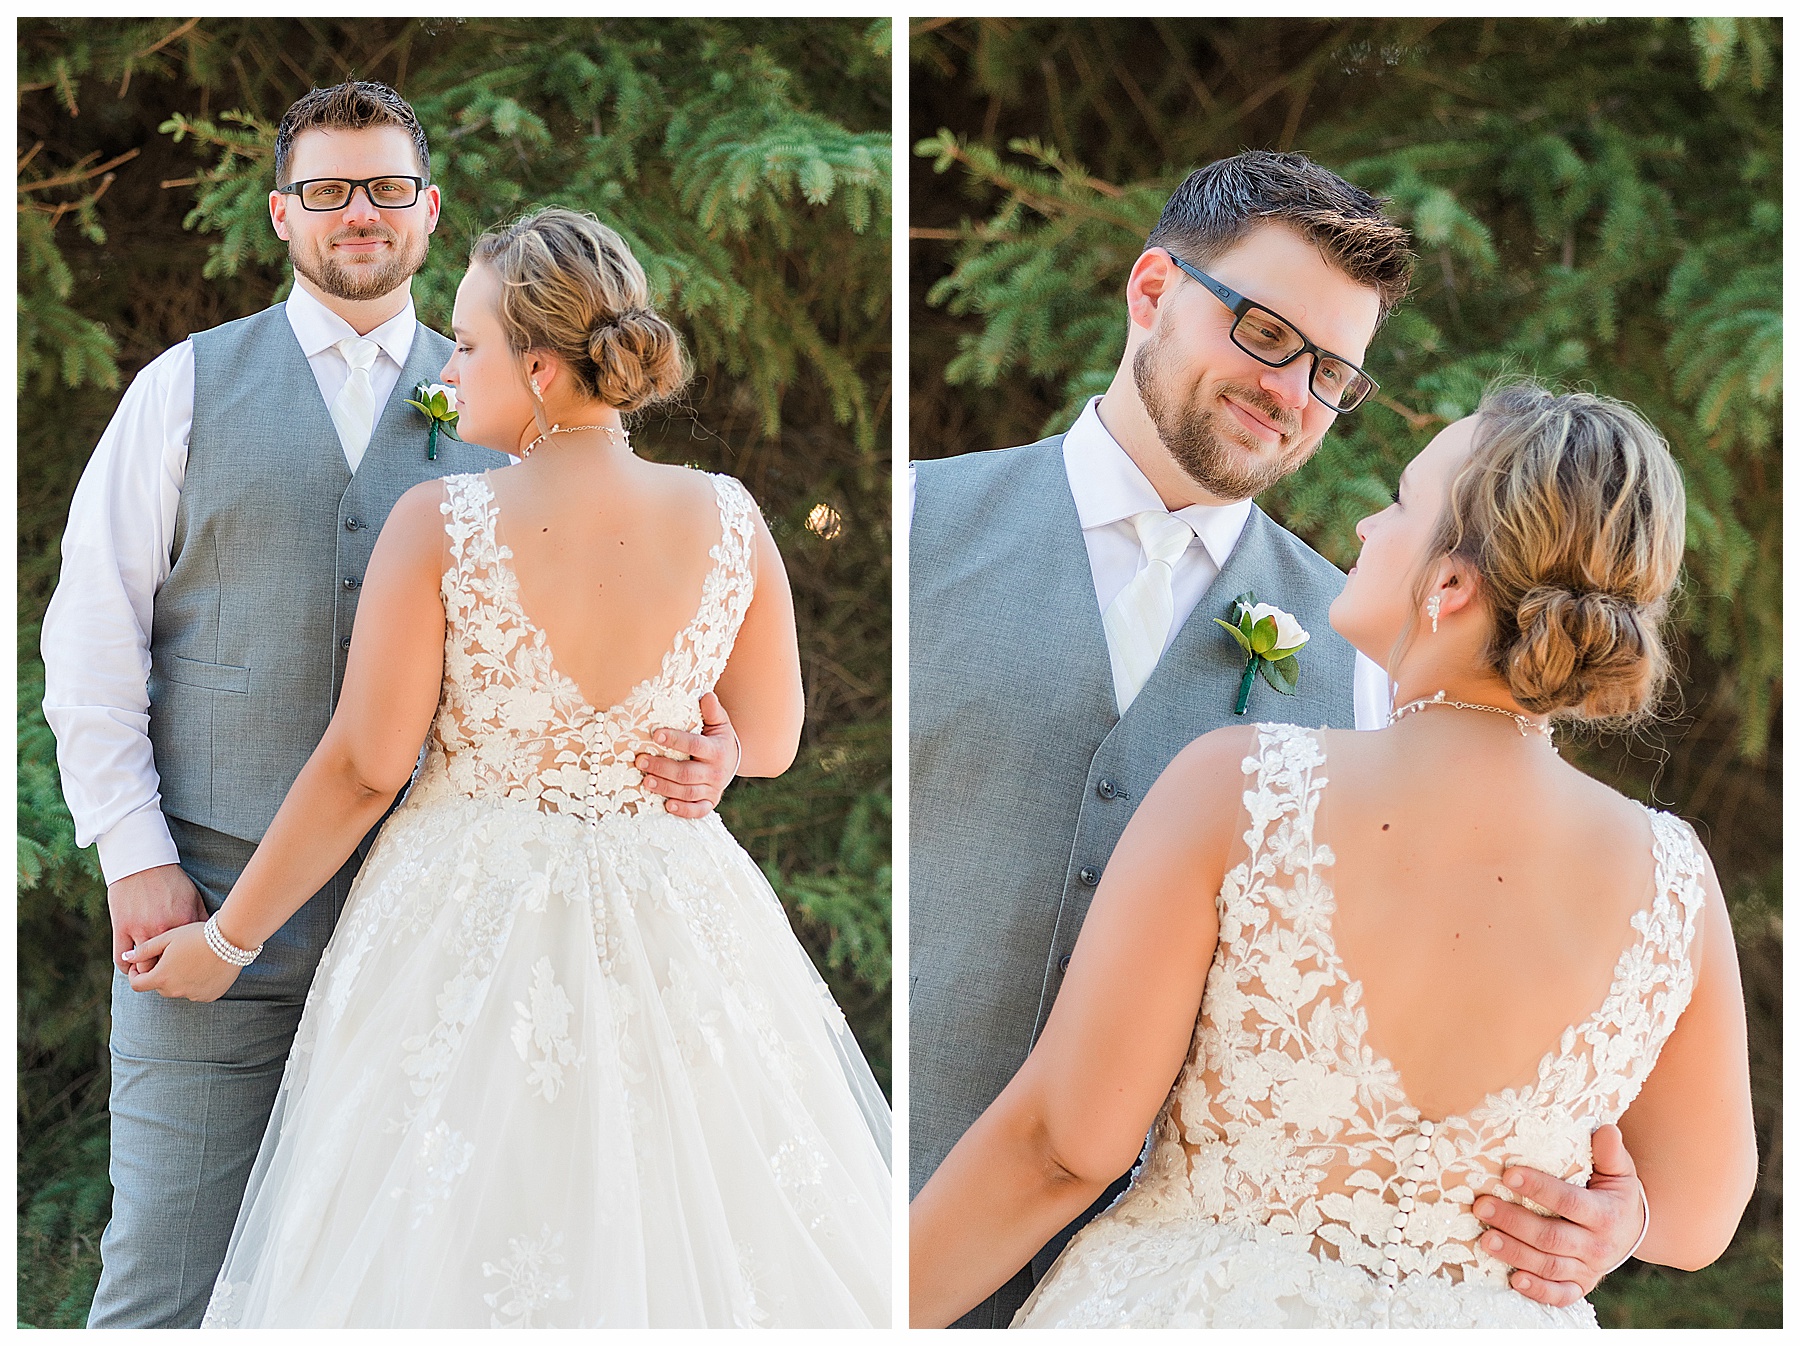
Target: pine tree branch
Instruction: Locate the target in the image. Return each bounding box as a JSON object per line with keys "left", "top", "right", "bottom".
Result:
{"left": 18, "top": 147, "right": 141, "bottom": 194}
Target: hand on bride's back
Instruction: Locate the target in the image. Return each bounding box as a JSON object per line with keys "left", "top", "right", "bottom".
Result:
{"left": 638, "top": 692, "right": 739, "bottom": 818}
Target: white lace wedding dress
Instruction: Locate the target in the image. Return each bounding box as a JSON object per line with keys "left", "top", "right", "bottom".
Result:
{"left": 1015, "top": 723, "right": 1703, "bottom": 1329}
{"left": 203, "top": 473, "right": 891, "bottom": 1328}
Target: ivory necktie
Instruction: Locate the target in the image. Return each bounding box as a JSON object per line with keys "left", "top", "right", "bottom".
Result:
{"left": 329, "top": 336, "right": 381, "bottom": 472}
{"left": 1102, "top": 509, "right": 1196, "bottom": 715}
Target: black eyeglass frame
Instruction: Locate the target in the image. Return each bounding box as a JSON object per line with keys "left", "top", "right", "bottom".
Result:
{"left": 1163, "top": 250, "right": 1378, "bottom": 413}
{"left": 276, "top": 175, "right": 430, "bottom": 212}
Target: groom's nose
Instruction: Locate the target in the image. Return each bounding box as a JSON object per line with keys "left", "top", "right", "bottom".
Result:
{"left": 1260, "top": 358, "right": 1311, "bottom": 412}
{"left": 338, "top": 187, "right": 384, "bottom": 226}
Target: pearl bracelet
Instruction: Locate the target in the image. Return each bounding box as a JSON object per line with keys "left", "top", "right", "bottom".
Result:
{"left": 204, "top": 912, "right": 263, "bottom": 968}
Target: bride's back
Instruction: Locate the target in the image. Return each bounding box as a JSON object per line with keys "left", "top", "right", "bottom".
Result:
{"left": 488, "top": 457, "right": 725, "bottom": 714}
{"left": 1313, "top": 722, "right": 1655, "bottom": 1122}
{"left": 1104, "top": 385, "right": 1702, "bottom": 1295}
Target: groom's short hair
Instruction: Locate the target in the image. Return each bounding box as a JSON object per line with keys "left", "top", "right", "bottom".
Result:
{"left": 274, "top": 81, "right": 430, "bottom": 186}
{"left": 1146, "top": 151, "right": 1414, "bottom": 322}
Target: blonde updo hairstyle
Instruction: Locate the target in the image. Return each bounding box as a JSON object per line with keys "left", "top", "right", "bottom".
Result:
{"left": 470, "top": 206, "right": 687, "bottom": 417}
{"left": 1424, "top": 382, "right": 1686, "bottom": 723}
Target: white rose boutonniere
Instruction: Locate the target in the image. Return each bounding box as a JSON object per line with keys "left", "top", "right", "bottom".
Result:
{"left": 1213, "top": 590, "right": 1310, "bottom": 715}
{"left": 406, "top": 382, "right": 460, "bottom": 460}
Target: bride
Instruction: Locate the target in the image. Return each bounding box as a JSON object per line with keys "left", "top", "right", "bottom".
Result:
{"left": 910, "top": 383, "right": 1755, "bottom": 1327}
{"left": 123, "top": 207, "right": 891, "bottom": 1327}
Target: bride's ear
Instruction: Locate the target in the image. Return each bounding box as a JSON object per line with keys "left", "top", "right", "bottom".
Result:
{"left": 1433, "top": 557, "right": 1482, "bottom": 620}
{"left": 522, "top": 351, "right": 560, "bottom": 398}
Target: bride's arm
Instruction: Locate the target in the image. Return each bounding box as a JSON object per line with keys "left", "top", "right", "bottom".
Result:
{"left": 1610, "top": 843, "right": 1757, "bottom": 1269}
{"left": 908, "top": 726, "right": 1250, "bottom": 1327}
{"left": 710, "top": 510, "right": 803, "bottom": 777}
{"left": 123, "top": 481, "right": 450, "bottom": 1000}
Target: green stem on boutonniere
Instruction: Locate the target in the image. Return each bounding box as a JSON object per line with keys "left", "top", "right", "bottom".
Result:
{"left": 426, "top": 423, "right": 438, "bottom": 461}
{"left": 1235, "top": 658, "right": 1258, "bottom": 715}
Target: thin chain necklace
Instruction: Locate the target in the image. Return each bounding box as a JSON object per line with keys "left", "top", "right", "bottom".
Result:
{"left": 520, "top": 423, "right": 627, "bottom": 460}
{"left": 1391, "top": 689, "right": 1556, "bottom": 749}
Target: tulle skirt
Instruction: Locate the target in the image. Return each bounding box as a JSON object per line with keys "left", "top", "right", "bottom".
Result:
{"left": 203, "top": 764, "right": 891, "bottom": 1327}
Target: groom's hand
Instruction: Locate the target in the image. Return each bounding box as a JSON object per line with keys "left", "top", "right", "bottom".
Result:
{"left": 107, "top": 863, "right": 208, "bottom": 975}
{"left": 637, "top": 692, "right": 740, "bottom": 818}
{"left": 1475, "top": 1124, "right": 1647, "bottom": 1307}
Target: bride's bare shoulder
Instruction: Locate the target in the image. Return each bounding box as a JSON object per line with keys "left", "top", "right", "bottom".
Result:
{"left": 1150, "top": 724, "right": 1265, "bottom": 810}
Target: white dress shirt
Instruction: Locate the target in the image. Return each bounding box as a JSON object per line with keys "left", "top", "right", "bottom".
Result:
{"left": 41, "top": 284, "right": 420, "bottom": 883}
{"left": 909, "top": 395, "right": 1392, "bottom": 730}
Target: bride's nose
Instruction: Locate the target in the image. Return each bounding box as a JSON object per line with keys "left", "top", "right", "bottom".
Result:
{"left": 1354, "top": 513, "right": 1374, "bottom": 543}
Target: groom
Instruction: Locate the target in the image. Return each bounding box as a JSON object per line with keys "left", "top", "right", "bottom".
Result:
{"left": 911, "top": 151, "right": 1647, "bottom": 1325}
{"left": 42, "top": 81, "right": 739, "bottom": 1328}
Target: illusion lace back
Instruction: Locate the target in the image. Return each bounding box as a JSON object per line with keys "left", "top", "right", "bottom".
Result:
{"left": 204, "top": 472, "right": 891, "bottom": 1329}
{"left": 432, "top": 472, "right": 755, "bottom": 821}
{"left": 1016, "top": 722, "right": 1704, "bottom": 1329}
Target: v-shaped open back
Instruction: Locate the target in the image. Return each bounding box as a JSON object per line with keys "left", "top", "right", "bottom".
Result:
{"left": 1053, "top": 722, "right": 1705, "bottom": 1306}
{"left": 425, "top": 471, "right": 758, "bottom": 821}
{"left": 487, "top": 471, "right": 726, "bottom": 721}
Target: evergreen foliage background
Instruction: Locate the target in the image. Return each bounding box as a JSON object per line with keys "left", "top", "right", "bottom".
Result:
{"left": 18, "top": 18, "right": 890, "bottom": 1324}
{"left": 911, "top": 17, "right": 1779, "bottom": 1328}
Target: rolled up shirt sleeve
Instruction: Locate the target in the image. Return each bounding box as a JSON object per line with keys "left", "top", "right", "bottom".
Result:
{"left": 40, "top": 341, "right": 193, "bottom": 884}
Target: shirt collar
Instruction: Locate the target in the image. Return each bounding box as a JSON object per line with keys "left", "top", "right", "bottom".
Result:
{"left": 1062, "top": 396, "right": 1254, "bottom": 570}
{"left": 284, "top": 280, "right": 417, "bottom": 369}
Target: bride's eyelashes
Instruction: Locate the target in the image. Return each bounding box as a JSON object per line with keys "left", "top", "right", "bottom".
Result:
{"left": 1390, "top": 485, "right": 1402, "bottom": 505}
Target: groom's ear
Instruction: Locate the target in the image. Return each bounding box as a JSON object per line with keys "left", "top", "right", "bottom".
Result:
{"left": 1125, "top": 250, "right": 1174, "bottom": 332}
{"left": 270, "top": 189, "right": 291, "bottom": 241}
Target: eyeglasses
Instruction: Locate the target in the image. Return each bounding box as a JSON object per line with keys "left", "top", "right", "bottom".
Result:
{"left": 1164, "top": 251, "right": 1378, "bottom": 413}
{"left": 277, "top": 175, "right": 427, "bottom": 212}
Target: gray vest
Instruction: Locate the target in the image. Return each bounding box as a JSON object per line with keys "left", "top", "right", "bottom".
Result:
{"left": 147, "top": 303, "right": 508, "bottom": 843}
{"left": 909, "top": 437, "right": 1357, "bottom": 1198}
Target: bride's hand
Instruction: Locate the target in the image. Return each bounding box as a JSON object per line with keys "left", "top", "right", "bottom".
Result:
{"left": 122, "top": 921, "right": 243, "bottom": 1003}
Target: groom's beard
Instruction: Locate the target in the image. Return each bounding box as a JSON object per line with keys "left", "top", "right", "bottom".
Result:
{"left": 289, "top": 224, "right": 427, "bottom": 303}
{"left": 1134, "top": 333, "right": 1313, "bottom": 502}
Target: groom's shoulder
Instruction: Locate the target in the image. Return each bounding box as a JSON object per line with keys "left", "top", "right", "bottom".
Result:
{"left": 914, "top": 435, "right": 1065, "bottom": 488}
{"left": 1243, "top": 505, "right": 1347, "bottom": 587}
{"left": 188, "top": 302, "right": 287, "bottom": 349}
{"left": 413, "top": 321, "right": 454, "bottom": 353}
{"left": 912, "top": 436, "right": 1067, "bottom": 523}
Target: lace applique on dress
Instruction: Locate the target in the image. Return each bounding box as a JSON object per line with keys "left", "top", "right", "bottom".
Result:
{"left": 1020, "top": 721, "right": 1706, "bottom": 1327}
{"left": 430, "top": 471, "right": 757, "bottom": 821}
{"left": 200, "top": 467, "right": 893, "bottom": 1327}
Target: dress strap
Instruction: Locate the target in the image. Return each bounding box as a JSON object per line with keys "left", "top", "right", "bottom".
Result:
{"left": 1240, "top": 723, "right": 1329, "bottom": 864}
{"left": 1640, "top": 809, "right": 1708, "bottom": 1014}
{"left": 439, "top": 472, "right": 501, "bottom": 579}
{"left": 709, "top": 474, "right": 759, "bottom": 595}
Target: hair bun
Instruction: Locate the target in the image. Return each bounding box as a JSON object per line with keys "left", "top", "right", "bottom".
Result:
{"left": 1506, "top": 585, "right": 1655, "bottom": 719}
{"left": 470, "top": 207, "right": 690, "bottom": 413}
{"left": 588, "top": 307, "right": 685, "bottom": 413}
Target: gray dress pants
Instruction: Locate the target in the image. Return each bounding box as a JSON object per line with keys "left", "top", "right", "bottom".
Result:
{"left": 87, "top": 816, "right": 358, "bottom": 1329}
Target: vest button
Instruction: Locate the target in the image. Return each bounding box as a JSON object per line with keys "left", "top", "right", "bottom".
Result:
{"left": 340, "top": 636, "right": 352, "bottom": 650}
{"left": 1096, "top": 778, "right": 1116, "bottom": 799}
{"left": 341, "top": 576, "right": 360, "bottom": 590}
{"left": 1078, "top": 866, "right": 1099, "bottom": 887}
{"left": 344, "top": 516, "right": 362, "bottom": 531}
{"left": 1058, "top": 954, "right": 1071, "bottom": 973}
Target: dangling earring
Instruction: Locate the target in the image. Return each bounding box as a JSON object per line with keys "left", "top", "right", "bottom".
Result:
{"left": 529, "top": 376, "right": 543, "bottom": 398}
{"left": 1427, "top": 594, "right": 1441, "bottom": 633}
